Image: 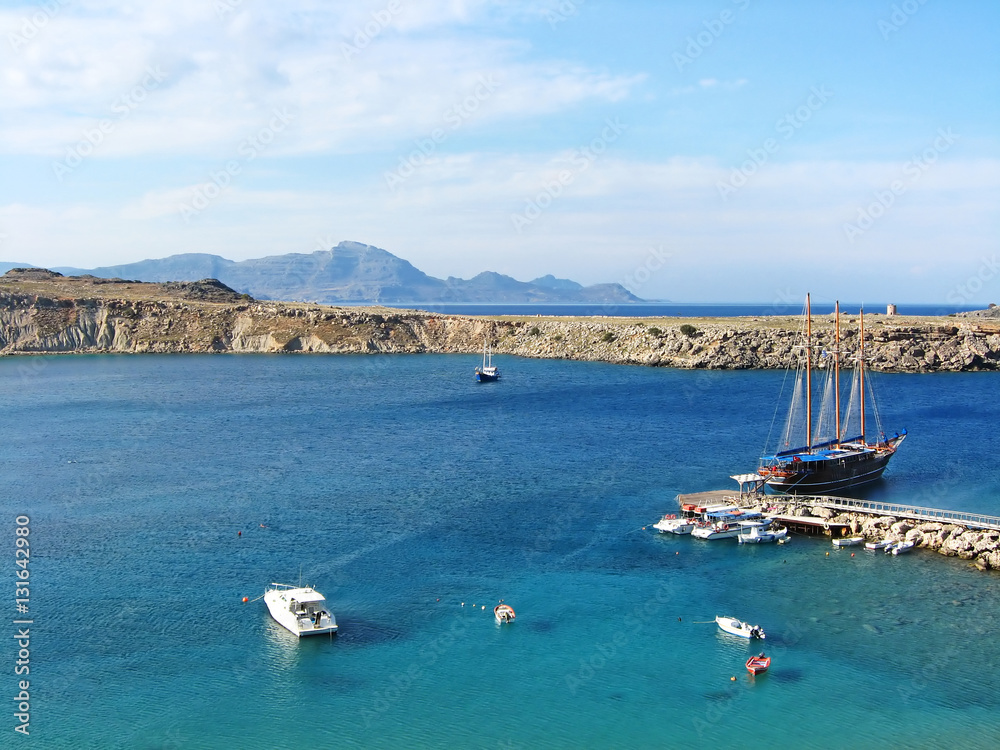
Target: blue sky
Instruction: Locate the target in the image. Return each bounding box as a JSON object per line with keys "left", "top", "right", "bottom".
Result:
{"left": 1, "top": 0, "right": 997, "bottom": 302}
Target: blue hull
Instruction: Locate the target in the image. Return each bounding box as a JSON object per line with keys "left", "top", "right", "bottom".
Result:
{"left": 476, "top": 372, "right": 500, "bottom": 382}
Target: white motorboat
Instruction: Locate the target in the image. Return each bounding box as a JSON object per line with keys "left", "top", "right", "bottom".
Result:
{"left": 716, "top": 615, "right": 765, "bottom": 640}
{"left": 494, "top": 603, "right": 516, "bottom": 624}
{"left": 691, "top": 522, "right": 740, "bottom": 540}
{"left": 691, "top": 508, "right": 764, "bottom": 540}
{"left": 264, "top": 583, "right": 338, "bottom": 637}
{"left": 890, "top": 540, "right": 916, "bottom": 556}
{"left": 654, "top": 504, "right": 739, "bottom": 535}
{"left": 832, "top": 536, "right": 865, "bottom": 547}
{"left": 865, "top": 540, "right": 891, "bottom": 551}
{"left": 653, "top": 514, "right": 697, "bottom": 535}
{"left": 737, "top": 520, "right": 788, "bottom": 544}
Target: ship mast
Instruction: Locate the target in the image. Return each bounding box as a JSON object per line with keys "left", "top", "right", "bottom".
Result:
{"left": 806, "top": 293, "right": 812, "bottom": 452}
{"left": 835, "top": 300, "right": 841, "bottom": 446}
{"left": 859, "top": 306, "right": 866, "bottom": 444}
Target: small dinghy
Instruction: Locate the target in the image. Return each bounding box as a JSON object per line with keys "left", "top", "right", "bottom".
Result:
{"left": 865, "top": 540, "right": 891, "bottom": 551}
{"left": 716, "top": 615, "right": 765, "bottom": 640}
{"left": 890, "top": 540, "right": 916, "bottom": 555}
{"left": 494, "top": 603, "right": 516, "bottom": 624}
{"left": 832, "top": 536, "right": 865, "bottom": 547}
{"left": 746, "top": 653, "right": 771, "bottom": 675}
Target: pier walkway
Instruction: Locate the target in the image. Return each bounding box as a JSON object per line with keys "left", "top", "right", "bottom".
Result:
{"left": 777, "top": 496, "right": 1000, "bottom": 533}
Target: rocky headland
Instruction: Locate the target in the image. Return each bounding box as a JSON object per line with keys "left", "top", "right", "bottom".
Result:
{"left": 2, "top": 269, "right": 999, "bottom": 372}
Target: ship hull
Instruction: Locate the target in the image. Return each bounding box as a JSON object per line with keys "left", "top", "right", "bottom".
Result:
{"left": 763, "top": 449, "right": 894, "bottom": 495}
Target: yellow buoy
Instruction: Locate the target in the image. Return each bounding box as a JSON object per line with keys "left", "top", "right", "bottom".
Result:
{"left": 731, "top": 676, "right": 736, "bottom": 681}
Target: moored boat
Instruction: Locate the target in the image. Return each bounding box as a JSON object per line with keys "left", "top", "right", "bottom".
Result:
{"left": 691, "top": 509, "right": 764, "bottom": 540}
{"left": 264, "top": 583, "right": 338, "bottom": 637}
{"left": 890, "top": 540, "right": 916, "bottom": 555}
{"left": 756, "top": 297, "right": 906, "bottom": 494}
{"left": 865, "top": 540, "right": 891, "bottom": 551}
{"left": 737, "top": 520, "right": 788, "bottom": 544}
{"left": 716, "top": 615, "right": 765, "bottom": 640}
{"left": 494, "top": 603, "right": 516, "bottom": 624}
{"left": 746, "top": 653, "right": 771, "bottom": 675}
{"left": 475, "top": 339, "right": 500, "bottom": 382}
{"left": 832, "top": 536, "right": 865, "bottom": 547}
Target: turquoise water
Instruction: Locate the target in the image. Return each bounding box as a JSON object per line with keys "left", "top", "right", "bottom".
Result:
{"left": 2, "top": 354, "right": 999, "bottom": 749}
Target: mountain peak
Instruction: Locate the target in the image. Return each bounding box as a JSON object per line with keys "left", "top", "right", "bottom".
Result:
{"left": 20, "top": 243, "right": 647, "bottom": 305}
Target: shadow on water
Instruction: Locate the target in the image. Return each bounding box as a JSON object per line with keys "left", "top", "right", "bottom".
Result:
{"left": 326, "top": 617, "right": 408, "bottom": 647}
{"left": 767, "top": 667, "right": 805, "bottom": 684}
{"left": 526, "top": 619, "right": 555, "bottom": 633}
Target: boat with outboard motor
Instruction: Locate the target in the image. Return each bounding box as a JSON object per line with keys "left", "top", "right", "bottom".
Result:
{"left": 716, "top": 616, "right": 765, "bottom": 640}
{"left": 737, "top": 520, "right": 788, "bottom": 544}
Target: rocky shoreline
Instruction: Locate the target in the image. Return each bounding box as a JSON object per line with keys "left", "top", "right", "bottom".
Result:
{"left": 748, "top": 498, "right": 1000, "bottom": 572}
{"left": 2, "top": 269, "right": 1000, "bottom": 372}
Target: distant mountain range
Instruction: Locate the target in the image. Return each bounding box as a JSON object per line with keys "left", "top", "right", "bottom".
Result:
{"left": 2, "top": 242, "right": 644, "bottom": 305}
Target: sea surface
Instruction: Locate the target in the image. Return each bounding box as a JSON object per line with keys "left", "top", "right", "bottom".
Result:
{"left": 2, "top": 354, "right": 999, "bottom": 749}
{"left": 376, "top": 302, "right": 983, "bottom": 318}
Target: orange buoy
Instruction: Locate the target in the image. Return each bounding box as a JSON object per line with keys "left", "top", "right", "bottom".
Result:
{"left": 242, "top": 597, "right": 248, "bottom": 603}
{"left": 851, "top": 553, "right": 855, "bottom": 557}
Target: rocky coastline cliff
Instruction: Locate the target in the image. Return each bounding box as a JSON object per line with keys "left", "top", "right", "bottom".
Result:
{"left": 2, "top": 269, "right": 1000, "bottom": 372}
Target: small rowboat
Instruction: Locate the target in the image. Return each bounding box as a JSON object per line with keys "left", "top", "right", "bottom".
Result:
{"left": 890, "top": 540, "right": 915, "bottom": 555}
{"left": 865, "top": 540, "right": 891, "bottom": 551}
{"left": 494, "top": 603, "right": 515, "bottom": 624}
{"left": 746, "top": 653, "right": 771, "bottom": 675}
{"left": 832, "top": 536, "right": 865, "bottom": 547}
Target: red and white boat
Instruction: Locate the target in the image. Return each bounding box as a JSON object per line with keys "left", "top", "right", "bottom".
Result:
{"left": 746, "top": 653, "right": 771, "bottom": 675}
{"left": 494, "top": 603, "right": 515, "bottom": 624}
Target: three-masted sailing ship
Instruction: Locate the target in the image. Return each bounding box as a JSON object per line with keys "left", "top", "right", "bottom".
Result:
{"left": 756, "top": 295, "right": 906, "bottom": 494}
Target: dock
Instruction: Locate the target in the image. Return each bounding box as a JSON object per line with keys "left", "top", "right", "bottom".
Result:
{"left": 675, "top": 479, "right": 1000, "bottom": 535}
{"left": 782, "top": 496, "right": 1000, "bottom": 533}
{"left": 766, "top": 515, "right": 850, "bottom": 537}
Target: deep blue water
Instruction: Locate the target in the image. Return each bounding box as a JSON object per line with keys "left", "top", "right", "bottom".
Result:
{"left": 2, "top": 354, "right": 999, "bottom": 748}
{"left": 375, "top": 303, "right": 982, "bottom": 318}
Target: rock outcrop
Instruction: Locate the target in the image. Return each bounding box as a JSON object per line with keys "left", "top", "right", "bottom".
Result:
{"left": 2, "top": 270, "right": 1000, "bottom": 371}
{"left": 752, "top": 498, "right": 1000, "bottom": 573}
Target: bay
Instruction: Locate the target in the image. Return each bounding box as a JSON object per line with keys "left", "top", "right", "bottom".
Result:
{"left": 2, "top": 353, "right": 998, "bottom": 749}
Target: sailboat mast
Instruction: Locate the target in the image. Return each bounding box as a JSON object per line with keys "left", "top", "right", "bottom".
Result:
{"left": 835, "top": 300, "right": 841, "bottom": 445}
{"left": 806, "top": 293, "right": 812, "bottom": 452}
{"left": 859, "top": 307, "right": 866, "bottom": 443}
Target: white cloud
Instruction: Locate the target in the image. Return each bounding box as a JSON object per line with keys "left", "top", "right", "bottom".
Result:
{"left": 0, "top": 1, "right": 641, "bottom": 158}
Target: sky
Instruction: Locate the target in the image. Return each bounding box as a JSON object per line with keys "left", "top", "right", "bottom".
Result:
{"left": 0, "top": 0, "right": 997, "bottom": 303}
